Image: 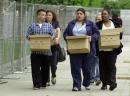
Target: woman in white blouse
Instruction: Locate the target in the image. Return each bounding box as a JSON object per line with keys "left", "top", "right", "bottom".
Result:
{"left": 96, "top": 9, "right": 123, "bottom": 91}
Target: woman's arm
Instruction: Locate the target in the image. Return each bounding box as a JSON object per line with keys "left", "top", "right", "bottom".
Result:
{"left": 49, "top": 24, "right": 56, "bottom": 39}
{"left": 56, "top": 27, "right": 61, "bottom": 39}
{"left": 63, "top": 24, "right": 70, "bottom": 41}
{"left": 91, "top": 22, "right": 100, "bottom": 42}
{"left": 54, "top": 27, "right": 61, "bottom": 44}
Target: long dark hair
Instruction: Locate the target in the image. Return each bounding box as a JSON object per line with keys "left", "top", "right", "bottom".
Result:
{"left": 46, "top": 10, "right": 58, "bottom": 22}
{"left": 76, "top": 8, "right": 87, "bottom": 23}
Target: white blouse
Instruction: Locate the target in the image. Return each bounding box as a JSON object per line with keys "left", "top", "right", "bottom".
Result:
{"left": 100, "top": 21, "right": 115, "bottom": 51}
{"left": 102, "top": 21, "right": 115, "bottom": 30}
{"left": 73, "top": 22, "right": 87, "bottom": 36}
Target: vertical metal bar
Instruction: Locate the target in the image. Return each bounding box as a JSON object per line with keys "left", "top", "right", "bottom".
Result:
{"left": 20, "top": 0, "right": 23, "bottom": 71}
{"left": 24, "top": 5, "right": 28, "bottom": 68}
{"left": 10, "top": 1, "right": 16, "bottom": 73}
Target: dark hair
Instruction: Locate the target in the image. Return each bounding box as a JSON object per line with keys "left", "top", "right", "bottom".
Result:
{"left": 76, "top": 8, "right": 86, "bottom": 14}
{"left": 36, "top": 9, "right": 46, "bottom": 15}
{"left": 101, "top": 9, "right": 111, "bottom": 15}
{"left": 76, "top": 8, "right": 87, "bottom": 22}
{"left": 46, "top": 10, "right": 58, "bottom": 22}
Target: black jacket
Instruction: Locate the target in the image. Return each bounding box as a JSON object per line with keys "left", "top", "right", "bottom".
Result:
{"left": 96, "top": 20, "right": 123, "bottom": 55}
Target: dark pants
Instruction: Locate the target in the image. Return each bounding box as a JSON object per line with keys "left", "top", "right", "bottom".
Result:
{"left": 69, "top": 54, "right": 92, "bottom": 89}
{"left": 31, "top": 53, "right": 50, "bottom": 87}
{"left": 99, "top": 51, "right": 117, "bottom": 85}
{"left": 48, "top": 45, "right": 58, "bottom": 82}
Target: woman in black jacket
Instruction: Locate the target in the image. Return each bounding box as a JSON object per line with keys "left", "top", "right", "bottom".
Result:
{"left": 96, "top": 9, "right": 123, "bottom": 91}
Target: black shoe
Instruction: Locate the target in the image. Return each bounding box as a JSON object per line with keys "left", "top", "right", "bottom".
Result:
{"left": 90, "top": 80, "right": 94, "bottom": 85}
{"left": 41, "top": 84, "right": 46, "bottom": 89}
{"left": 109, "top": 83, "right": 117, "bottom": 91}
{"left": 101, "top": 84, "right": 107, "bottom": 90}
{"left": 72, "top": 87, "right": 81, "bottom": 91}
{"left": 95, "top": 80, "right": 101, "bottom": 86}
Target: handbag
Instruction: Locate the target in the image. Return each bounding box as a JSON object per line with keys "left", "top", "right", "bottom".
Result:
{"left": 113, "top": 42, "right": 123, "bottom": 55}
{"left": 57, "top": 45, "right": 66, "bottom": 62}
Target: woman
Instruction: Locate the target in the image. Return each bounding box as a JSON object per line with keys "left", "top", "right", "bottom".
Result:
{"left": 96, "top": 9, "right": 123, "bottom": 91}
{"left": 26, "top": 9, "right": 55, "bottom": 90}
{"left": 46, "top": 10, "right": 61, "bottom": 86}
{"left": 63, "top": 8, "right": 99, "bottom": 91}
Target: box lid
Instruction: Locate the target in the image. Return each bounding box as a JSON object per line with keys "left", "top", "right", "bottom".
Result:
{"left": 100, "top": 28, "right": 123, "bottom": 36}
{"left": 66, "top": 36, "right": 89, "bottom": 40}
{"left": 29, "top": 35, "right": 51, "bottom": 39}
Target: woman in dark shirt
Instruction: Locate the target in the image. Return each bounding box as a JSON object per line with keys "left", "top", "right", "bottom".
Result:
{"left": 46, "top": 10, "right": 61, "bottom": 86}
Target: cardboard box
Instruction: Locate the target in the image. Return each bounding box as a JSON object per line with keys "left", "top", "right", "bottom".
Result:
{"left": 99, "top": 28, "right": 122, "bottom": 49}
{"left": 66, "top": 36, "right": 90, "bottom": 54}
{"left": 29, "top": 35, "right": 52, "bottom": 51}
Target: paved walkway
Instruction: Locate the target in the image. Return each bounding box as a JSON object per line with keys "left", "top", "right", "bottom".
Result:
{"left": 0, "top": 44, "right": 130, "bottom": 96}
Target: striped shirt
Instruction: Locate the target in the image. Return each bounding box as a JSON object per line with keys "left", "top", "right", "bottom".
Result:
{"left": 26, "top": 22, "right": 55, "bottom": 56}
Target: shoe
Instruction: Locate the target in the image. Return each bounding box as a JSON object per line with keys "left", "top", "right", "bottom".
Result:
{"left": 90, "top": 80, "right": 94, "bottom": 85}
{"left": 101, "top": 84, "right": 107, "bottom": 90}
{"left": 41, "top": 85, "right": 46, "bottom": 89}
{"left": 85, "top": 86, "right": 91, "bottom": 90}
{"left": 33, "top": 86, "right": 40, "bottom": 90}
{"left": 95, "top": 80, "right": 101, "bottom": 86}
{"left": 46, "top": 82, "right": 50, "bottom": 86}
{"left": 51, "top": 77, "right": 56, "bottom": 85}
{"left": 109, "top": 83, "right": 117, "bottom": 91}
{"left": 72, "top": 87, "right": 81, "bottom": 91}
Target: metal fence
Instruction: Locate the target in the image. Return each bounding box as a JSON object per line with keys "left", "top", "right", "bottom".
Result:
{"left": 0, "top": 1, "right": 31, "bottom": 79}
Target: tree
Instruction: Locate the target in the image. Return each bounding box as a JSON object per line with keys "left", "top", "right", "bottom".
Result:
{"left": 26, "top": 0, "right": 130, "bottom": 9}
{"left": 102, "top": 0, "right": 130, "bottom": 9}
